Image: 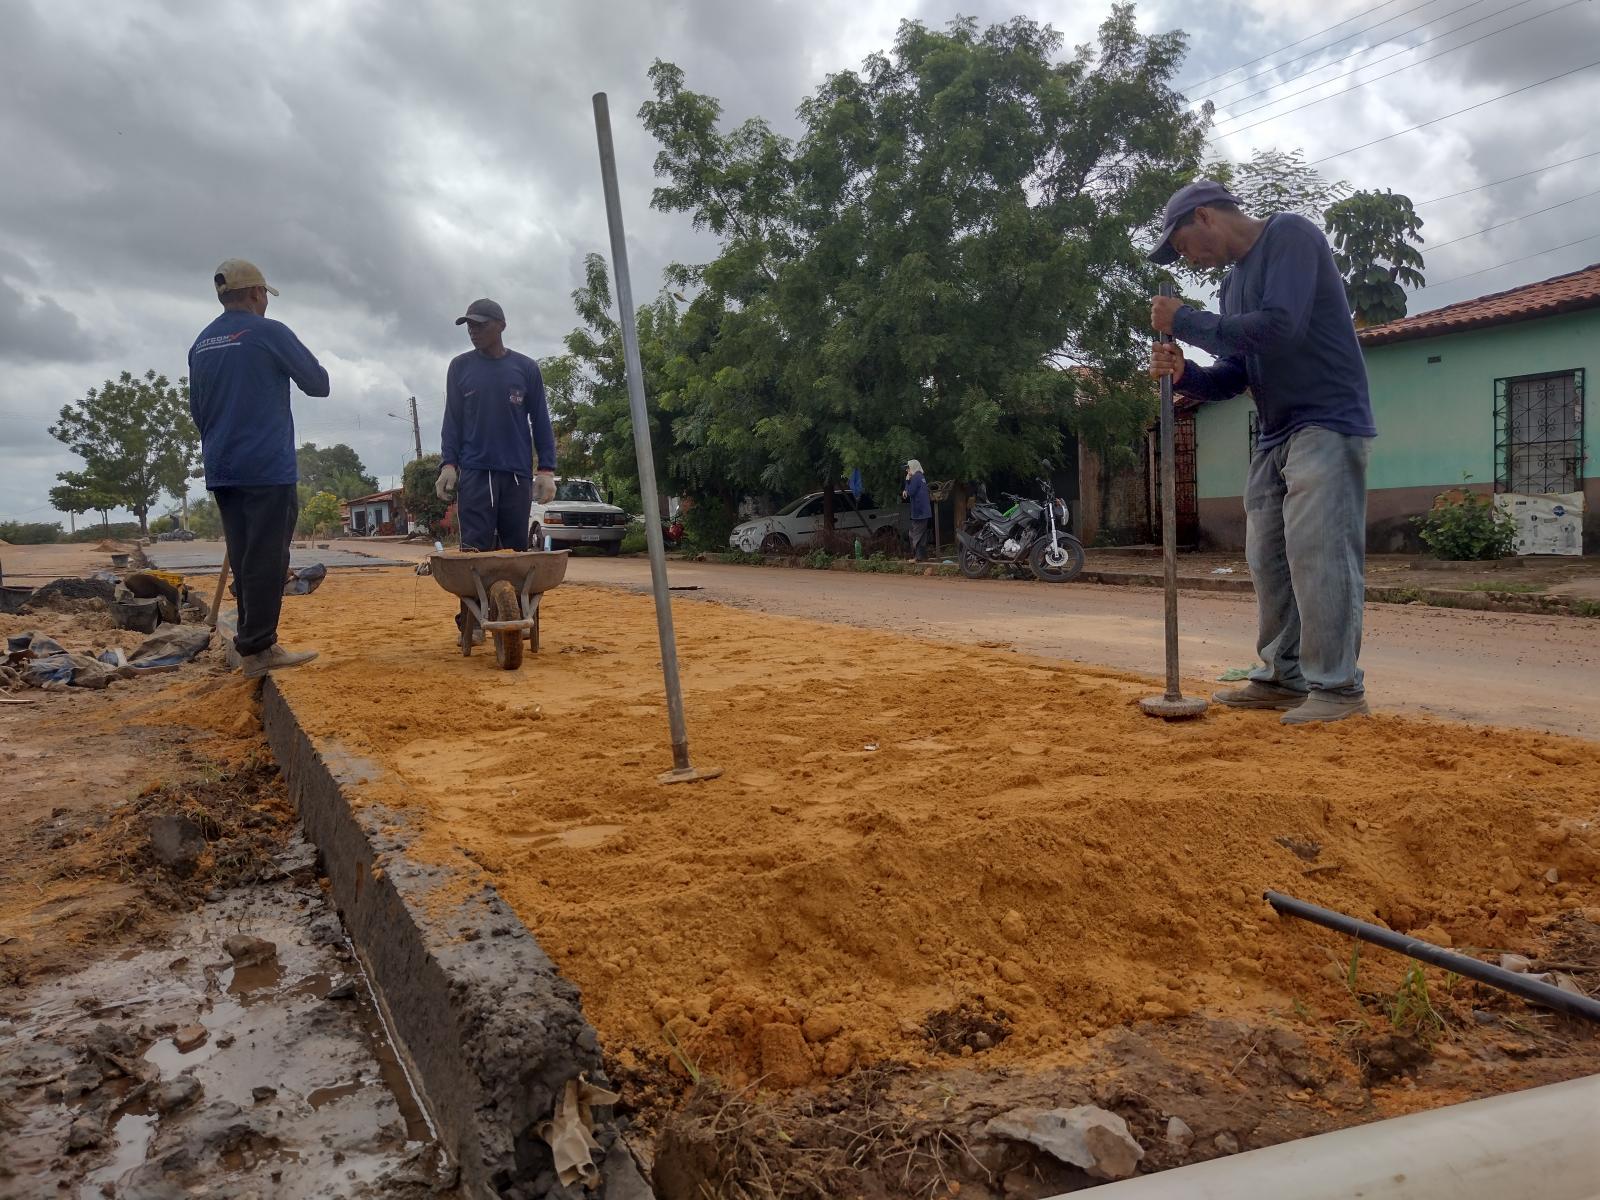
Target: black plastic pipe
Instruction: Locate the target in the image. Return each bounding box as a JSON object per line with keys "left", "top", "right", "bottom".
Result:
{"left": 1264, "top": 890, "right": 1600, "bottom": 1024}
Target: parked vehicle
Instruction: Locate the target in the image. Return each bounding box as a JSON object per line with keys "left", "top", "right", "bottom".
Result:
{"left": 155, "top": 528, "right": 197, "bottom": 542}
{"left": 956, "top": 471, "right": 1085, "bottom": 583}
{"left": 729, "top": 491, "right": 904, "bottom": 554}
{"left": 530, "top": 478, "right": 630, "bottom": 555}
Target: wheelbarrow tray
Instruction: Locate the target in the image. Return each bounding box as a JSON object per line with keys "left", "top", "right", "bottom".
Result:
{"left": 427, "top": 549, "right": 569, "bottom": 599}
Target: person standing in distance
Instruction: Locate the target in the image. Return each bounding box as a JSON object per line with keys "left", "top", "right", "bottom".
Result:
{"left": 188, "top": 259, "right": 328, "bottom": 678}
{"left": 1146, "top": 180, "right": 1377, "bottom": 725}
{"left": 902, "top": 459, "right": 932, "bottom": 562}
{"left": 435, "top": 299, "right": 556, "bottom": 552}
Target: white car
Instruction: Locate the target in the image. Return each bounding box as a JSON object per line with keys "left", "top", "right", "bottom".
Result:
{"left": 530, "top": 478, "right": 630, "bottom": 555}
{"left": 729, "top": 491, "right": 905, "bottom": 553}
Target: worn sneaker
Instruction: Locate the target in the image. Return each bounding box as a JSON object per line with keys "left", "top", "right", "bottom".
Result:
{"left": 1212, "top": 681, "right": 1307, "bottom": 711}
{"left": 240, "top": 644, "right": 319, "bottom": 679}
{"left": 1280, "top": 692, "right": 1370, "bottom": 725}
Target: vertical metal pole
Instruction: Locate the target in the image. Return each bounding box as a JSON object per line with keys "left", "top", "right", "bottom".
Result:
{"left": 409, "top": 396, "right": 423, "bottom": 460}
{"left": 1157, "top": 282, "right": 1181, "bottom": 701}
{"left": 593, "top": 92, "right": 697, "bottom": 775}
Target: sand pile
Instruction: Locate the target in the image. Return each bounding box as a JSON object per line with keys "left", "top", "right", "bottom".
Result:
{"left": 273, "top": 572, "right": 1600, "bottom": 1089}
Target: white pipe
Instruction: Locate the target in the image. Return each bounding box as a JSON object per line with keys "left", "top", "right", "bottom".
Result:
{"left": 1057, "top": 1075, "right": 1600, "bottom": 1200}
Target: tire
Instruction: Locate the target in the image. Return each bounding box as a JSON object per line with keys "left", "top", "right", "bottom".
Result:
{"left": 1029, "top": 532, "right": 1086, "bottom": 583}
{"left": 489, "top": 579, "right": 524, "bottom": 670}
{"left": 958, "top": 547, "right": 992, "bottom": 579}
{"left": 760, "top": 532, "right": 791, "bottom": 554}
{"left": 529, "top": 522, "right": 541, "bottom": 546}
{"left": 604, "top": 540, "right": 622, "bottom": 557}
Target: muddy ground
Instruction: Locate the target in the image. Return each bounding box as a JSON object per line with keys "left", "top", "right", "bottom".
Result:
{"left": 0, "top": 635, "right": 445, "bottom": 1199}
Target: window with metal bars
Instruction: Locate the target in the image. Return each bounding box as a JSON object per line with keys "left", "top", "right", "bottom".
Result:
{"left": 1494, "top": 370, "right": 1585, "bottom": 494}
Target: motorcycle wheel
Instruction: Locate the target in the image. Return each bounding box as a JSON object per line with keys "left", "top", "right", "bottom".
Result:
{"left": 958, "top": 547, "right": 992, "bottom": 579}
{"left": 1030, "top": 533, "right": 1086, "bottom": 583}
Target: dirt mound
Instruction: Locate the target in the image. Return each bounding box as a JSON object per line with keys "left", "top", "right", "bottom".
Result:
{"left": 18, "top": 576, "right": 116, "bottom": 616}
{"left": 94, "top": 539, "right": 129, "bottom": 552}
{"left": 270, "top": 574, "right": 1600, "bottom": 1093}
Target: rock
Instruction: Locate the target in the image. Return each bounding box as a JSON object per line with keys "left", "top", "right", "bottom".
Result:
{"left": 148, "top": 815, "right": 205, "bottom": 874}
{"left": 252, "top": 1086, "right": 277, "bottom": 1103}
{"left": 986, "top": 1105, "right": 1144, "bottom": 1181}
{"left": 307, "top": 916, "right": 344, "bottom": 947}
{"left": 1545, "top": 867, "right": 1561, "bottom": 884}
{"left": 821, "top": 1040, "right": 855, "bottom": 1078}
{"left": 155, "top": 1076, "right": 203, "bottom": 1114}
{"left": 66, "top": 1115, "right": 104, "bottom": 1151}
{"left": 1494, "top": 857, "right": 1522, "bottom": 894}
{"left": 1499, "top": 953, "right": 1533, "bottom": 973}
{"left": 756, "top": 1022, "right": 814, "bottom": 1088}
{"left": 997, "top": 960, "right": 1027, "bottom": 985}
{"left": 999, "top": 910, "right": 1028, "bottom": 943}
{"left": 325, "top": 978, "right": 358, "bottom": 1001}
{"left": 801, "top": 1009, "right": 845, "bottom": 1044}
{"left": 224, "top": 935, "right": 276, "bottom": 967}
{"left": 1165, "top": 1116, "right": 1194, "bottom": 1149}
{"left": 1214, "top": 1132, "right": 1241, "bottom": 1155}
{"left": 173, "top": 1024, "right": 209, "bottom": 1053}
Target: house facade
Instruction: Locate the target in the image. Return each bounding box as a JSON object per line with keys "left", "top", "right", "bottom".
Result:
{"left": 341, "top": 489, "right": 410, "bottom": 536}
{"left": 1188, "top": 264, "right": 1598, "bottom": 554}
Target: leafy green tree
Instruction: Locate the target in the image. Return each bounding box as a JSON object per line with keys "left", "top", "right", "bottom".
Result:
{"left": 0, "top": 521, "right": 63, "bottom": 545}
{"left": 187, "top": 496, "right": 224, "bottom": 539}
{"left": 295, "top": 443, "right": 377, "bottom": 498}
{"left": 402, "top": 453, "right": 450, "bottom": 533}
{"left": 1209, "top": 148, "right": 1349, "bottom": 222}
{"left": 641, "top": 9, "right": 1205, "bottom": 523}
{"left": 298, "top": 490, "right": 343, "bottom": 536}
{"left": 1324, "top": 189, "right": 1426, "bottom": 327}
{"left": 49, "top": 370, "right": 199, "bottom": 536}
{"left": 50, "top": 474, "right": 120, "bottom": 531}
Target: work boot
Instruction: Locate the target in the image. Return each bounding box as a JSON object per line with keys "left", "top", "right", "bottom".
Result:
{"left": 1281, "top": 692, "right": 1370, "bottom": 726}
{"left": 1212, "top": 681, "right": 1306, "bottom": 711}
{"left": 240, "top": 643, "right": 319, "bottom": 679}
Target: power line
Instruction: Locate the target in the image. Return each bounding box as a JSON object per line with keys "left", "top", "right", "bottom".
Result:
{"left": 1213, "top": 0, "right": 1550, "bottom": 120}
{"left": 1412, "top": 230, "right": 1600, "bottom": 289}
{"left": 1178, "top": 0, "right": 1415, "bottom": 91}
{"left": 1427, "top": 184, "right": 1600, "bottom": 249}
{"left": 1304, "top": 58, "right": 1600, "bottom": 165}
{"left": 1214, "top": 0, "right": 1587, "bottom": 136}
{"left": 1415, "top": 150, "right": 1600, "bottom": 204}
{"left": 1197, "top": 0, "right": 1490, "bottom": 102}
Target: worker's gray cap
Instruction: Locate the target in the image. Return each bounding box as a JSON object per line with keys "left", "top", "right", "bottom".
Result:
{"left": 1148, "top": 179, "right": 1241, "bottom": 265}
{"left": 455, "top": 298, "right": 506, "bottom": 325}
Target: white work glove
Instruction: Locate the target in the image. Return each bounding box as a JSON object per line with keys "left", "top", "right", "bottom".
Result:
{"left": 533, "top": 470, "right": 556, "bottom": 505}
{"left": 435, "top": 463, "right": 459, "bottom": 502}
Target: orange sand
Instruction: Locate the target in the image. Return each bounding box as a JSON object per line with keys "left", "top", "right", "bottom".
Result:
{"left": 273, "top": 570, "right": 1600, "bottom": 1087}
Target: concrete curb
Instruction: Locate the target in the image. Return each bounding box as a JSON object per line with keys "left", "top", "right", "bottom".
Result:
{"left": 258, "top": 678, "right": 653, "bottom": 1200}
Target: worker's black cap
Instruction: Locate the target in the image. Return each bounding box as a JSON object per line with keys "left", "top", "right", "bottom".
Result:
{"left": 455, "top": 298, "right": 506, "bottom": 325}
{"left": 1148, "top": 179, "right": 1241, "bottom": 265}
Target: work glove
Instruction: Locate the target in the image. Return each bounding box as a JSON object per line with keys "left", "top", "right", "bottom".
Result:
{"left": 435, "top": 463, "right": 459, "bottom": 502}
{"left": 534, "top": 470, "right": 556, "bottom": 505}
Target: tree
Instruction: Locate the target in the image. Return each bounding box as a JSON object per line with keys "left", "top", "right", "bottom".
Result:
{"left": 402, "top": 454, "right": 450, "bottom": 534}
{"left": 0, "top": 521, "right": 63, "bottom": 545}
{"left": 50, "top": 473, "right": 120, "bottom": 532}
{"left": 187, "top": 495, "right": 224, "bottom": 539}
{"left": 295, "top": 443, "right": 377, "bottom": 498}
{"left": 640, "top": 9, "right": 1206, "bottom": 522}
{"left": 1324, "top": 190, "right": 1426, "bottom": 328}
{"left": 298, "top": 490, "right": 343, "bottom": 536}
{"left": 49, "top": 370, "right": 199, "bottom": 536}
{"left": 1210, "top": 148, "right": 1349, "bottom": 222}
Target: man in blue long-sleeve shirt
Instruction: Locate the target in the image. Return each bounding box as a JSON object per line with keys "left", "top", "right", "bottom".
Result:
{"left": 435, "top": 298, "right": 556, "bottom": 552}
{"left": 189, "top": 259, "right": 327, "bottom": 678}
{"left": 1147, "top": 180, "right": 1376, "bottom": 724}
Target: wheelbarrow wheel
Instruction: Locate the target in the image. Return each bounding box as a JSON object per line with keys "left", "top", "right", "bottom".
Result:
{"left": 489, "top": 579, "right": 524, "bottom": 670}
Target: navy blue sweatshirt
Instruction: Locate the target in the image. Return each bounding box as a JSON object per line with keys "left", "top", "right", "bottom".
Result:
{"left": 441, "top": 349, "right": 556, "bottom": 474}
{"left": 188, "top": 311, "right": 329, "bottom": 487}
{"left": 905, "top": 472, "right": 932, "bottom": 520}
{"left": 1171, "top": 213, "right": 1376, "bottom": 450}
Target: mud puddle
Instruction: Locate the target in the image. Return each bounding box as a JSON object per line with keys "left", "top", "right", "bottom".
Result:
{"left": 0, "top": 833, "right": 448, "bottom": 1199}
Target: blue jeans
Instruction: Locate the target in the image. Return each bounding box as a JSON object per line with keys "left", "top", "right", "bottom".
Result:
{"left": 457, "top": 469, "right": 532, "bottom": 552}
{"left": 1245, "top": 426, "right": 1371, "bottom": 698}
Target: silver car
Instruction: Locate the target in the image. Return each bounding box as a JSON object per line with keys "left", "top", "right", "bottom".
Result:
{"left": 729, "top": 491, "right": 905, "bottom": 553}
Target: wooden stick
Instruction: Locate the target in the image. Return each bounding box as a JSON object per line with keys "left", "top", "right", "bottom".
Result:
{"left": 206, "top": 554, "right": 230, "bottom": 630}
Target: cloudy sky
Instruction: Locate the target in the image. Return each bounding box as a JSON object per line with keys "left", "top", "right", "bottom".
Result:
{"left": 3, "top": 0, "right": 1597, "bottom": 523}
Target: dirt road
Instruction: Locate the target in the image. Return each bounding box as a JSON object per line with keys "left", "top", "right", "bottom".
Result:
{"left": 544, "top": 557, "right": 1600, "bottom": 739}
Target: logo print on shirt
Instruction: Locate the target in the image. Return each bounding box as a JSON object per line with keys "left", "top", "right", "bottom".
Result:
{"left": 508, "top": 388, "right": 525, "bottom": 409}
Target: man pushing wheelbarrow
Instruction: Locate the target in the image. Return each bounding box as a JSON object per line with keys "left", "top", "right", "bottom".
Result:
{"left": 435, "top": 298, "right": 559, "bottom": 645}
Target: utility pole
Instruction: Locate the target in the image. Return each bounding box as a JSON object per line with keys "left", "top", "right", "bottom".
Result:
{"left": 408, "top": 396, "right": 423, "bottom": 460}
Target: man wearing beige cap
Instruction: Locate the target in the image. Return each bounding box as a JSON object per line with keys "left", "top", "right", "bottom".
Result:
{"left": 188, "top": 259, "right": 329, "bottom": 677}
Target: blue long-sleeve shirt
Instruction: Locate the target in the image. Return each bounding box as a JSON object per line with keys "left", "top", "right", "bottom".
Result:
{"left": 188, "top": 310, "right": 329, "bottom": 488}
{"left": 441, "top": 349, "right": 556, "bottom": 474}
{"left": 905, "top": 472, "right": 932, "bottom": 520}
{"left": 1171, "top": 213, "right": 1376, "bottom": 450}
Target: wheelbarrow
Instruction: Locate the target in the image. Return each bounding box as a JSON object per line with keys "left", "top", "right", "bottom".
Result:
{"left": 428, "top": 550, "right": 569, "bottom": 670}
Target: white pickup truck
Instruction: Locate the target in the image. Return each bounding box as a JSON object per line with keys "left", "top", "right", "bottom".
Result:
{"left": 529, "top": 478, "right": 630, "bottom": 555}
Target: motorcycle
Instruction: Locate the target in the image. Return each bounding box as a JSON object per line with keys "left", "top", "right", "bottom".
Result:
{"left": 956, "top": 472, "right": 1086, "bottom": 583}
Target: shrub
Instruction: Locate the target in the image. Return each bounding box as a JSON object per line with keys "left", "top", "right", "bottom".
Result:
{"left": 802, "top": 547, "right": 835, "bottom": 570}
{"left": 0, "top": 521, "right": 64, "bottom": 544}
{"left": 1414, "top": 488, "right": 1518, "bottom": 561}
{"left": 620, "top": 525, "right": 648, "bottom": 554}
{"left": 682, "top": 501, "right": 737, "bottom": 552}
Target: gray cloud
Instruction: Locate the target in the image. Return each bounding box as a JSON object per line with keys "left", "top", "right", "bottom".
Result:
{"left": 4, "top": 0, "right": 1598, "bottom": 521}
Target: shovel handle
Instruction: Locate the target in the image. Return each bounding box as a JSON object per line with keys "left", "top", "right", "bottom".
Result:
{"left": 206, "top": 554, "right": 230, "bottom": 630}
